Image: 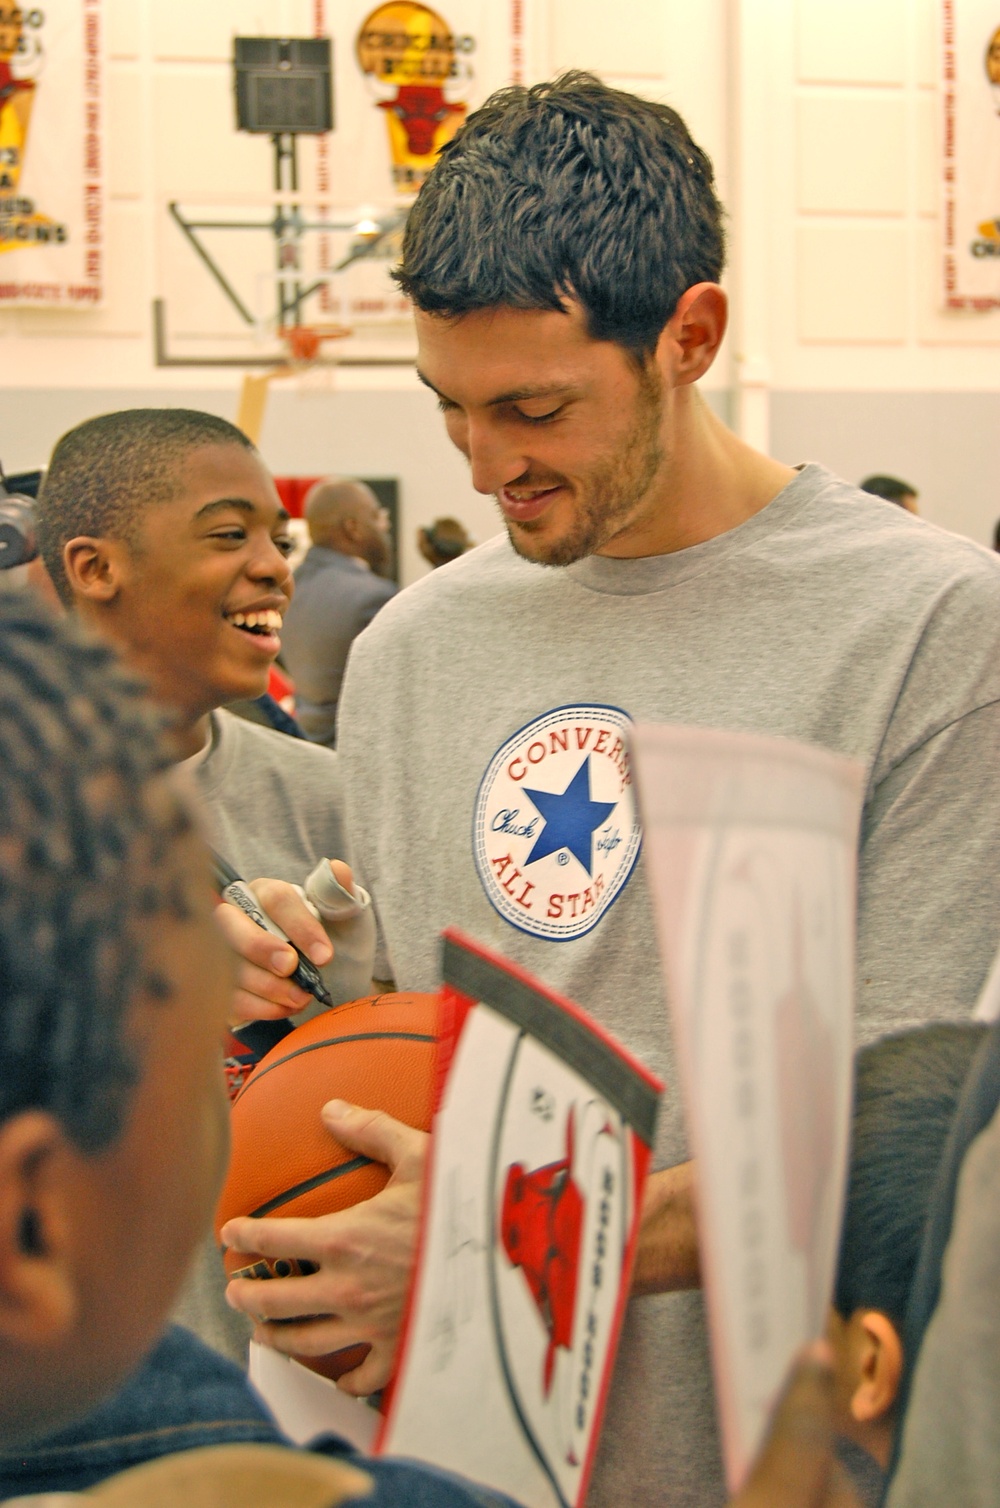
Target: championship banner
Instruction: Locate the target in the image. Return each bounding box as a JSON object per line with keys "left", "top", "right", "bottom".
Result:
{"left": 0, "top": 0, "right": 102, "bottom": 307}
{"left": 941, "top": 0, "right": 1000, "bottom": 308}
{"left": 631, "top": 725, "right": 864, "bottom": 1492}
{"left": 379, "top": 931, "right": 662, "bottom": 1508}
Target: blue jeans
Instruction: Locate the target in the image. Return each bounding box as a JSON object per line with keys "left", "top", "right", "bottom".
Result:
{"left": 0, "top": 1326, "right": 517, "bottom": 1508}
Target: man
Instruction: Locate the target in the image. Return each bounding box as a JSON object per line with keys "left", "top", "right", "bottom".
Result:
{"left": 417, "top": 515, "right": 473, "bottom": 568}
{"left": 859, "top": 475, "right": 919, "bottom": 514}
{"left": 224, "top": 74, "right": 1000, "bottom": 1506}
{"left": 280, "top": 477, "right": 397, "bottom": 746}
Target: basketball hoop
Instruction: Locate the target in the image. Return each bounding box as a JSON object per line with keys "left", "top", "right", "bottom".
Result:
{"left": 277, "top": 322, "right": 353, "bottom": 366}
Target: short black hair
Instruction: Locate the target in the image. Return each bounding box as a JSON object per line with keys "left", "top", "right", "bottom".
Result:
{"left": 0, "top": 592, "right": 196, "bottom": 1151}
{"left": 834, "top": 1022, "right": 987, "bottom": 1324}
{"left": 37, "top": 408, "right": 255, "bottom": 604}
{"left": 394, "top": 71, "right": 725, "bottom": 359}
{"left": 860, "top": 475, "right": 917, "bottom": 507}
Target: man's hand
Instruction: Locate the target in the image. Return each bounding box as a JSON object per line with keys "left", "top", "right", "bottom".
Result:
{"left": 731, "top": 1343, "right": 861, "bottom": 1508}
{"left": 631, "top": 1160, "right": 701, "bottom": 1294}
{"left": 222, "top": 1101, "right": 425, "bottom": 1396}
{"left": 215, "top": 861, "right": 353, "bottom": 1027}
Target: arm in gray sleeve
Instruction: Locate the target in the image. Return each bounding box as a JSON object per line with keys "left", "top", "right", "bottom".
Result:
{"left": 855, "top": 698, "right": 1000, "bottom": 1040}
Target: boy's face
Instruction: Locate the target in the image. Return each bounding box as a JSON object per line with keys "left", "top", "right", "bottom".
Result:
{"left": 104, "top": 444, "right": 294, "bottom": 722}
{"left": 0, "top": 821, "right": 235, "bottom": 1444}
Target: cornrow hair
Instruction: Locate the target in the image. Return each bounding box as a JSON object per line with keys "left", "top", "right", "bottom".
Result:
{"left": 0, "top": 592, "right": 197, "bottom": 1151}
{"left": 394, "top": 70, "right": 726, "bottom": 358}
{"left": 37, "top": 408, "right": 255, "bottom": 605}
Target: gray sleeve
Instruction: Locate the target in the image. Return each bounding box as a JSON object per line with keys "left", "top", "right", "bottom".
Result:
{"left": 856, "top": 699, "right": 1000, "bottom": 1040}
{"left": 885, "top": 1105, "right": 1000, "bottom": 1507}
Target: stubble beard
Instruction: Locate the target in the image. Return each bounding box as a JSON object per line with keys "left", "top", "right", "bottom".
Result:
{"left": 501, "top": 369, "right": 666, "bottom": 568}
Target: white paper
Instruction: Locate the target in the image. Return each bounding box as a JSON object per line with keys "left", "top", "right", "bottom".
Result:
{"left": 379, "top": 996, "right": 645, "bottom": 1508}
{"left": 631, "top": 724, "right": 864, "bottom": 1491}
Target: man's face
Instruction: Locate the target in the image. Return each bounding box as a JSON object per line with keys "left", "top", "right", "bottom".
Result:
{"left": 12, "top": 820, "right": 234, "bottom": 1442}
{"left": 353, "top": 494, "right": 392, "bottom": 574}
{"left": 415, "top": 303, "right": 669, "bottom": 566}
{"left": 109, "top": 445, "right": 294, "bottom": 720}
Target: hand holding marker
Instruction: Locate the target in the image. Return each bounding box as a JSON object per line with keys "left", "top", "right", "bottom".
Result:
{"left": 211, "top": 849, "right": 333, "bottom": 1009}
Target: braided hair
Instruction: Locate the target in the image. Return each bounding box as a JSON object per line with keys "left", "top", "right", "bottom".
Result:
{"left": 0, "top": 592, "right": 197, "bottom": 1151}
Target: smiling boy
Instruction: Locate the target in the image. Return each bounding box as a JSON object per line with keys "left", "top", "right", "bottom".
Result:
{"left": 34, "top": 408, "right": 375, "bottom": 1363}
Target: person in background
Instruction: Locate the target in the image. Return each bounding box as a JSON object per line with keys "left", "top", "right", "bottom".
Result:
{"left": 280, "top": 477, "right": 397, "bottom": 747}
{"left": 993, "top": 517, "right": 999, "bottom": 552}
{"left": 417, "top": 515, "right": 473, "bottom": 568}
{"left": 860, "top": 475, "right": 919, "bottom": 514}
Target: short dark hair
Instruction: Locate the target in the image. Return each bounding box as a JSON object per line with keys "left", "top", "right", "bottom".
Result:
{"left": 992, "top": 517, "right": 1000, "bottom": 552}
{"left": 860, "top": 475, "right": 917, "bottom": 507}
{"left": 0, "top": 592, "right": 196, "bottom": 1151}
{"left": 835, "top": 1022, "right": 987, "bottom": 1324}
{"left": 37, "top": 408, "right": 255, "bottom": 604}
{"left": 394, "top": 71, "right": 726, "bottom": 359}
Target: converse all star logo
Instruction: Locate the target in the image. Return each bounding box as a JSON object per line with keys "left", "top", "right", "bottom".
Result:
{"left": 474, "top": 705, "right": 641, "bottom": 941}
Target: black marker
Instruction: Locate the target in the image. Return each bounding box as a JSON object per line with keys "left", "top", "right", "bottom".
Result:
{"left": 212, "top": 849, "right": 333, "bottom": 1009}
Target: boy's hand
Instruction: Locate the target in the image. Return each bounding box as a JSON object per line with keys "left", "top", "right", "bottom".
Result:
{"left": 222, "top": 1101, "right": 424, "bottom": 1396}
{"left": 216, "top": 873, "right": 344, "bottom": 1025}
{"left": 732, "top": 1343, "right": 862, "bottom": 1508}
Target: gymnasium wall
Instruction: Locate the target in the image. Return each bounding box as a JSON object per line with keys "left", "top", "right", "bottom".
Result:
{"left": 1, "top": 0, "right": 997, "bottom": 583}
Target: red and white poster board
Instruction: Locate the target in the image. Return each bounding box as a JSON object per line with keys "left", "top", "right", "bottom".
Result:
{"left": 941, "top": 0, "right": 1000, "bottom": 308}
{"left": 377, "top": 931, "right": 663, "bottom": 1508}
{"left": 631, "top": 725, "right": 864, "bottom": 1493}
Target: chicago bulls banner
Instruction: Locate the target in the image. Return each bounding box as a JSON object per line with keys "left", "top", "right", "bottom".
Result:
{"left": 0, "top": 0, "right": 102, "bottom": 307}
{"left": 941, "top": 0, "right": 1000, "bottom": 308}
{"left": 379, "top": 931, "right": 662, "bottom": 1508}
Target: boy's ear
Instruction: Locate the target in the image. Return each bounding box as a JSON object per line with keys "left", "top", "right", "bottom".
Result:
{"left": 62, "top": 536, "right": 128, "bottom": 605}
{"left": 850, "top": 1310, "right": 903, "bottom": 1424}
{"left": 0, "top": 1113, "right": 77, "bottom": 1348}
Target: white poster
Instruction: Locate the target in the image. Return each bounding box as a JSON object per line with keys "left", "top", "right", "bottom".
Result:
{"left": 631, "top": 725, "right": 864, "bottom": 1493}
{"left": 941, "top": 0, "right": 1000, "bottom": 308}
{"left": 0, "top": 1, "right": 103, "bottom": 307}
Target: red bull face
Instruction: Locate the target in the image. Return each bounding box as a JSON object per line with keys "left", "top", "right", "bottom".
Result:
{"left": 378, "top": 85, "right": 463, "bottom": 157}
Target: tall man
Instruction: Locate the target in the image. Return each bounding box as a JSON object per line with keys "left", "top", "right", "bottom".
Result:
{"left": 224, "top": 75, "right": 1000, "bottom": 1506}
{"left": 280, "top": 477, "right": 397, "bottom": 746}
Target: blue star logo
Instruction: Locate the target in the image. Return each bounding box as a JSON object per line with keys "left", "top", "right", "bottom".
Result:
{"left": 523, "top": 756, "right": 617, "bottom": 876}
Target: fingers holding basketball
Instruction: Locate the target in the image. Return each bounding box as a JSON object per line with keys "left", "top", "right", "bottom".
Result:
{"left": 322, "top": 1098, "right": 429, "bottom": 1185}
{"left": 215, "top": 992, "right": 438, "bottom": 1392}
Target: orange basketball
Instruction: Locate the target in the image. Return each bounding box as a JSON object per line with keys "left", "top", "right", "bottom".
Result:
{"left": 215, "top": 991, "right": 439, "bottom": 1381}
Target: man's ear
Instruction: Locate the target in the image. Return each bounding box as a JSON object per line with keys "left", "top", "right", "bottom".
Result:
{"left": 62, "top": 536, "right": 128, "bottom": 605}
{"left": 655, "top": 282, "right": 727, "bottom": 387}
{"left": 850, "top": 1310, "right": 903, "bottom": 1425}
{"left": 0, "top": 1112, "right": 77, "bottom": 1348}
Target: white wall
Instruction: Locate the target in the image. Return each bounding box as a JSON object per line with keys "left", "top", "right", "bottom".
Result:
{"left": 2, "top": 0, "right": 999, "bottom": 568}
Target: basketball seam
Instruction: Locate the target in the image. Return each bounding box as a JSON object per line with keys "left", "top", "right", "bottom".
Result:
{"left": 235, "top": 1030, "right": 437, "bottom": 1100}
{"left": 249, "top": 1154, "right": 375, "bottom": 1217}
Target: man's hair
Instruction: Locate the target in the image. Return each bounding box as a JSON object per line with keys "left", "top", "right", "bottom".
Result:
{"left": 394, "top": 71, "right": 725, "bottom": 359}
{"left": 37, "top": 408, "right": 255, "bottom": 604}
{"left": 860, "top": 475, "right": 917, "bottom": 507}
{"left": 0, "top": 593, "right": 196, "bottom": 1151}
{"left": 835, "top": 1022, "right": 987, "bottom": 1324}
{"left": 993, "top": 516, "right": 1000, "bottom": 552}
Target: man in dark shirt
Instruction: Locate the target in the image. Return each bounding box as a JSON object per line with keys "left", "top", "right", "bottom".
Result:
{"left": 280, "top": 477, "right": 397, "bottom": 746}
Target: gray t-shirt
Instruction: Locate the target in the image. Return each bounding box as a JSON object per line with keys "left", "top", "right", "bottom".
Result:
{"left": 338, "top": 465, "right": 1000, "bottom": 1508}
{"left": 174, "top": 709, "right": 374, "bottom": 1362}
